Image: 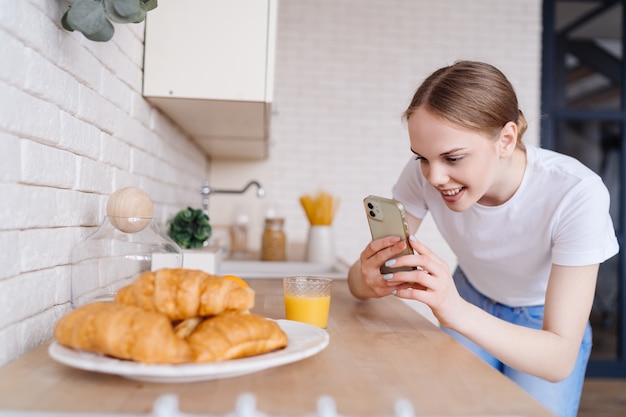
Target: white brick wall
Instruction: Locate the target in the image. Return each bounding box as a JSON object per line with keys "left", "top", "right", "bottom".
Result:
{"left": 0, "top": 0, "right": 208, "bottom": 365}
{"left": 208, "top": 0, "right": 542, "bottom": 267}
{"left": 0, "top": 0, "right": 543, "bottom": 366}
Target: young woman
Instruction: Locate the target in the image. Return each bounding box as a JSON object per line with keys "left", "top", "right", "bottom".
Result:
{"left": 348, "top": 61, "right": 619, "bottom": 417}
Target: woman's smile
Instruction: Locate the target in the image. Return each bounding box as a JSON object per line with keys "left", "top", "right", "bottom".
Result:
{"left": 440, "top": 186, "right": 465, "bottom": 201}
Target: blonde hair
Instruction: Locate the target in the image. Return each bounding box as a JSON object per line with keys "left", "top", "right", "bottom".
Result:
{"left": 404, "top": 61, "right": 527, "bottom": 145}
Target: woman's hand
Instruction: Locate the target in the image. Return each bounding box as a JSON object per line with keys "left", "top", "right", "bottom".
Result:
{"left": 347, "top": 235, "right": 417, "bottom": 299}
{"left": 386, "top": 237, "right": 466, "bottom": 328}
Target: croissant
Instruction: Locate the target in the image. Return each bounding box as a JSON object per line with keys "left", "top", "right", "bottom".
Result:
{"left": 54, "top": 302, "right": 192, "bottom": 364}
{"left": 114, "top": 268, "right": 255, "bottom": 321}
{"left": 187, "top": 312, "right": 288, "bottom": 362}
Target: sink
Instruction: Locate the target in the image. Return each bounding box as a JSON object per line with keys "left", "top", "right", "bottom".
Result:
{"left": 218, "top": 259, "right": 349, "bottom": 279}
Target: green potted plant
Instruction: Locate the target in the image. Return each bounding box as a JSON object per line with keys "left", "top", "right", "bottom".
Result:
{"left": 168, "top": 207, "right": 212, "bottom": 249}
{"left": 61, "top": 0, "right": 158, "bottom": 42}
{"left": 168, "top": 207, "right": 220, "bottom": 273}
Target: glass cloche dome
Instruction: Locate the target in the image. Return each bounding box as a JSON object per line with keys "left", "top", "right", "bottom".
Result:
{"left": 70, "top": 186, "right": 182, "bottom": 308}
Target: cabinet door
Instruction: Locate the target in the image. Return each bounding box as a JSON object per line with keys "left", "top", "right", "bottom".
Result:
{"left": 144, "top": 0, "right": 274, "bottom": 102}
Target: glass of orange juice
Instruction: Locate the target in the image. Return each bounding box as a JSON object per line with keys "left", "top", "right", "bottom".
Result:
{"left": 283, "top": 276, "right": 332, "bottom": 329}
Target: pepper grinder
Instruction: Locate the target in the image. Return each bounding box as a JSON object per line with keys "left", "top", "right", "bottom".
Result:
{"left": 70, "top": 187, "right": 182, "bottom": 308}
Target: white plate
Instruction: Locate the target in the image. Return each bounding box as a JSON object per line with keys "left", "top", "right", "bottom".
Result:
{"left": 48, "top": 320, "right": 329, "bottom": 383}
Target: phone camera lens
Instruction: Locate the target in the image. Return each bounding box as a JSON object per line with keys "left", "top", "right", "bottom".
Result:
{"left": 367, "top": 203, "right": 374, "bottom": 209}
{"left": 369, "top": 210, "right": 376, "bottom": 217}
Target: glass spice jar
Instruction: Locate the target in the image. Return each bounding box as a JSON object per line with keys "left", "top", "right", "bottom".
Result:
{"left": 261, "top": 217, "right": 286, "bottom": 261}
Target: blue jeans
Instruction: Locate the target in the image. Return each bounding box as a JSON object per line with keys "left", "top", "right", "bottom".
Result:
{"left": 441, "top": 268, "right": 592, "bottom": 417}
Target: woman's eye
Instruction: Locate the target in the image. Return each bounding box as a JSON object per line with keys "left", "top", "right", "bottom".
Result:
{"left": 413, "top": 154, "right": 462, "bottom": 163}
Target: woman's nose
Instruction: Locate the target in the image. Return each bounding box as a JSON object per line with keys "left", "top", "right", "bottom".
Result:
{"left": 424, "top": 164, "right": 448, "bottom": 187}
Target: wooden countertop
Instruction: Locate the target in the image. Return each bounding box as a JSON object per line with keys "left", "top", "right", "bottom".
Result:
{"left": 0, "top": 279, "right": 553, "bottom": 416}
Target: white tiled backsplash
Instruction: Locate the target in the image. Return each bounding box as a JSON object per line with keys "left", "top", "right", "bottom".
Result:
{"left": 0, "top": 0, "right": 541, "bottom": 366}
{"left": 0, "top": 1, "right": 207, "bottom": 365}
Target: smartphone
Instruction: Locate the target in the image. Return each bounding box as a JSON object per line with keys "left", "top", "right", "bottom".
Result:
{"left": 363, "top": 195, "right": 415, "bottom": 274}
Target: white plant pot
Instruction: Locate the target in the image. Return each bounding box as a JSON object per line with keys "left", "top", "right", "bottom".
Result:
{"left": 152, "top": 245, "right": 222, "bottom": 274}
{"left": 182, "top": 246, "right": 222, "bottom": 274}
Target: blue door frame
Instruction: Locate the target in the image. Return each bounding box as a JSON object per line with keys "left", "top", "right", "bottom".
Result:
{"left": 541, "top": 0, "right": 626, "bottom": 377}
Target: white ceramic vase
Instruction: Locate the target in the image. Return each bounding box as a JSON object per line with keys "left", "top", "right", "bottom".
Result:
{"left": 305, "top": 225, "right": 335, "bottom": 264}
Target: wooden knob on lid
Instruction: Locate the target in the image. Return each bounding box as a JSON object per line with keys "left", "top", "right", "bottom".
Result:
{"left": 106, "top": 186, "right": 153, "bottom": 233}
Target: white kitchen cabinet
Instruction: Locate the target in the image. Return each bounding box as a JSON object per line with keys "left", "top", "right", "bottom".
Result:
{"left": 143, "top": 0, "right": 277, "bottom": 160}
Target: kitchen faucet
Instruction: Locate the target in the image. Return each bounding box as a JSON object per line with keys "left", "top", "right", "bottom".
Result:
{"left": 199, "top": 179, "right": 265, "bottom": 211}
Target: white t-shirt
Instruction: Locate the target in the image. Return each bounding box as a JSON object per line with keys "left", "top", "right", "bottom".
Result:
{"left": 392, "top": 144, "right": 619, "bottom": 306}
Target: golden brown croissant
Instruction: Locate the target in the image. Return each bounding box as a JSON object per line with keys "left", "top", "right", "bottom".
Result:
{"left": 114, "top": 268, "right": 255, "bottom": 321}
{"left": 187, "top": 312, "right": 288, "bottom": 362}
{"left": 54, "top": 302, "right": 192, "bottom": 364}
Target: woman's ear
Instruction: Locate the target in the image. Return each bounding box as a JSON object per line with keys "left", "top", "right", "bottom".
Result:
{"left": 498, "top": 121, "right": 518, "bottom": 157}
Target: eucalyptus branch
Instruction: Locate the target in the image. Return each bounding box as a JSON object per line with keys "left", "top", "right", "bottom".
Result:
{"left": 62, "top": 0, "right": 158, "bottom": 42}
